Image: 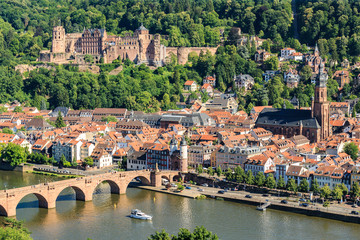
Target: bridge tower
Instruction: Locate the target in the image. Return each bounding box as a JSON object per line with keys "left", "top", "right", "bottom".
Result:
{"left": 180, "top": 137, "right": 188, "bottom": 172}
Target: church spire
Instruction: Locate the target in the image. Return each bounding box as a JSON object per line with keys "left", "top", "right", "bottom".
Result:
{"left": 314, "top": 42, "right": 319, "bottom": 56}
{"left": 317, "top": 60, "right": 328, "bottom": 88}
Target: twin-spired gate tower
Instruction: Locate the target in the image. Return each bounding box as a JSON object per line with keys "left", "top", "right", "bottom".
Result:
{"left": 0, "top": 170, "right": 182, "bottom": 217}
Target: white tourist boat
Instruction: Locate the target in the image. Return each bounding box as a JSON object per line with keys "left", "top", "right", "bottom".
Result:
{"left": 130, "top": 209, "right": 152, "bottom": 220}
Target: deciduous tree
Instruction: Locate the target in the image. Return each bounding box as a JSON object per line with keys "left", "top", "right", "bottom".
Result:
{"left": 0, "top": 143, "right": 27, "bottom": 166}
{"left": 320, "top": 185, "right": 332, "bottom": 199}
{"left": 265, "top": 173, "right": 276, "bottom": 189}
{"left": 344, "top": 142, "right": 358, "bottom": 160}
{"left": 277, "top": 176, "right": 286, "bottom": 189}
{"left": 255, "top": 172, "right": 266, "bottom": 186}
{"left": 310, "top": 178, "right": 320, "bottom": 194}
{"left": 286, "top": 178, "right": 297, "bottom": 192}
{"left": 299, "top": 179, "right": 309, "bottom": 193}
{"left": 245, "top": 170, "right": 254, "bottom": 185}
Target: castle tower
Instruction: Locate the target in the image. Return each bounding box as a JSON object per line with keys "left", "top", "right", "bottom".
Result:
{"left": 312, "top": 61, "right": 331, "bottom": 141}
{"left": 52, "top": 26, "right": 66, "bottom": 53}
{"left": 170, "top": 137, "right": 178, "bottom": 155}
{"left": 180, "top": 137, "right": 188, "bottom": 172}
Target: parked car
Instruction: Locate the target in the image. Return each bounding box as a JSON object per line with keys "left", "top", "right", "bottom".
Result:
{"left": 218, "top": 190, "right": 225, "bottom": 194}
{"left": 351, "top": 211, "right": 359, "bottom": 215}
{"left": 245, "top": 195, "right": 252, "bottom": 198}
{"left": 185, "top": 186, "right": 191, "bottom": 189}
{"left": 281, "top": 200, "right": 288, "bottom": 204}
{"left": 170, "top": 183, "right": 177, "bottom": 187}
{"left": 262, "top": 194, "right": 269, "bottom": 197}
{"left": 223, "top": 189, "right": 228, "bottom": 192}
{"left": 299, "top": 198, "right": 306, "bottom": 202}
{"left": 198, "top": 189, "right": 204, "bottom": 192}
{"left": 202, "top": 183, "right": 208, "bottom": 187}
{"left": 301, "top": 203, "right": 309, "bottom": 207}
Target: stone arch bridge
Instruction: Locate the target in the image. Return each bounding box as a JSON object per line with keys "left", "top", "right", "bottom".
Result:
{"left": 0, "top": 170, "right": 182, "bottom": 217}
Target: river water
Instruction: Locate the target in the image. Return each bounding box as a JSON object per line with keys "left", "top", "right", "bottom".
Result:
{"left": 1, "top": 170, "right": 360, "bottom": 240}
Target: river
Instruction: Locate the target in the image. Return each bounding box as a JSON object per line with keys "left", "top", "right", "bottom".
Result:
{"left": 1, "top": 170, "right": 360, "bottom": 240}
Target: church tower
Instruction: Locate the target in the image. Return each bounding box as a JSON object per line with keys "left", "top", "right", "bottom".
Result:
{"left": 52, "top": 26, "right": 66, "bottom": 53}
{"left": 312, "top": 61, "right": 331, "bottom": 141}
{"left": 180, "top": 137, "right": 188, "bottom": 172}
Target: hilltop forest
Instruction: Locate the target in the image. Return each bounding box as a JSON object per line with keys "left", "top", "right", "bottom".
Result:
{"left": 0, "top": 0, "right": 359, "bottom": 112}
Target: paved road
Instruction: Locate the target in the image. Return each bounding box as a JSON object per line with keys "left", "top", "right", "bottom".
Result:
{"left": 179, "top": 183, "right": 360, "bottom": 216}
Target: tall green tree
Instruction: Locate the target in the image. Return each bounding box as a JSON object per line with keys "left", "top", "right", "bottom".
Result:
{"left": 0, "top": 143, "right": 27, "bottom": 166}
{"left": 234, "top": 166, "right": 245, "bottom": 183}
{"left": 55, "top": 111, "right": 66, "bottom": 128}
{"left": 264, "top": 56, "right": 279, "bottom": 71}
{"left": 197, "top": 165, "right": 203, "bottom": 174}
{"left": 332, "top": 185, "right": 343, "bottom": 201}
{"left": 344, "top": 142, "right": 358, "bottom": 160}
{"left": 255, "top": 172, "right": 266, "bottom": 187}
{"left": 320, "top": 185, "right": 332, "bottom": 199}
{"left": 265, "top": 173, "right": 276, "bottom": 189}
{"left": 299, "top": 179, "right": 309, "bottom": 193}
{"left": 216, "top": 166, "right": 222, "bottom": 177}
{"left": 351, "top": 182, "right": 360, "bottom": 200}
{"left": 286, "top": 178, "right": 297, "bottom": 192}
{"left": 310, "top": 178, "right": 320, "bottom": 194}
{"left": 277, "top": 176, "right": 286, "bottom": 189}
{"left": 245, "top": 170, "right": 255, "bottom": 185}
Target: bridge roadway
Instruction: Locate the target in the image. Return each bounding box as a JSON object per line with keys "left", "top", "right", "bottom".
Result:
{"left": 0, "top": 169, "right": 182, "bottom": 217}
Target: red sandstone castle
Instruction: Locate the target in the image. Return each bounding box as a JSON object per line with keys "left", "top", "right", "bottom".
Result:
{"left": 39, "top": 25, "right": 217, "bottom": 66}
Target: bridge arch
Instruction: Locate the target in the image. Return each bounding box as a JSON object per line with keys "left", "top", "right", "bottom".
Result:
{"left": 56, "top": 185, "right": 87, "bottom": 202}
{"left": 124, "top": 174, "right": 151, "bottom": 190}
{"left": 161, "top": 175, "right": 170, "bottom": 182}
{"left": 93, "top": 180, "right": 120, "bottom": 195}
{"left": 135, "top": 176, "right": 151, "bottom": 185}
{"left": 0, "top": 204, "right": 7, "bottom": 216}
{"left": 17, "top": 192, "right": 49, "bottom": 209}
{"left": 172, "top": 175, "right": 182, "bottom": 182}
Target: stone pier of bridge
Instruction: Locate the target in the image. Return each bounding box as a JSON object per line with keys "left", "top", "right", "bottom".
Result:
{"left": 0, "top": 170, "right": 183, "bottom": 217}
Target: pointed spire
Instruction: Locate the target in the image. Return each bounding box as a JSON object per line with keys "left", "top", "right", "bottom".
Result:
{"left": 314, "top": 42, "right": 319, "bottom": 56}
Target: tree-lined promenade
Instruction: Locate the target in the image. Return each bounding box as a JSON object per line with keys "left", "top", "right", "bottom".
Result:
{"left": 195, "top": 165, "right": 360, "bottom": 204}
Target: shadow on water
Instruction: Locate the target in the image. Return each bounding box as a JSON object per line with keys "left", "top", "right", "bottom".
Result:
{"left": 17, "top": 200, "right": 40, "bottom": 209}
{"left": 56, "top": 194, "right": 76, "bottom": 201}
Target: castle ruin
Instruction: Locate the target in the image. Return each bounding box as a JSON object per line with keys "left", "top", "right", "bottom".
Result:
{"left": 39, "top": 25, "right": 218, "bottom": 67}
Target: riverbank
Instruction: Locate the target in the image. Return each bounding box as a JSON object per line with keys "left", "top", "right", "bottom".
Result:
{"left": 137, "top": 184, "right": 360, "bottom": 224}
{"left": 25, "top": 170, "right": 82, "bottom": 179}
{"left": 0, "top": 163, "right": 34, "bottom": 172}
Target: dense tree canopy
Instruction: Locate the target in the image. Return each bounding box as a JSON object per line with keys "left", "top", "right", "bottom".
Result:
{"left": 0, "top": 0, "right": 358, "bottom": 112}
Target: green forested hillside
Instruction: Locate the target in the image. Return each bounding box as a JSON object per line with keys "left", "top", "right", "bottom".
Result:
{"left": 0, "top": 0, "right": 359, "bottom": 112}
{"left": 0, "top": 0, "right": 293, "bottom": 66}
{"left": 297, "top": 0, "right": 360, "bottom": 61}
